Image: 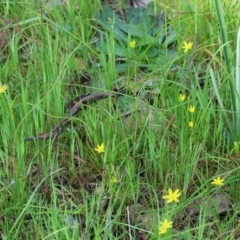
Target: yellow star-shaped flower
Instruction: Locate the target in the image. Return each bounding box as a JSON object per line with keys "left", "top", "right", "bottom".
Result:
{"left": 189, "top": 121, "right": 194, "bottom": 128}
{"left": 178, "top": 94, "right": 186, "bottom": 102}
{"left": 182, "top": 41, "right": 193, "bottom": 53}
{"left": 0, "top": 84, "right": 7, "bottom": 94}
{"left": 211, "top": 176, "right": 224, "bottom": 186}
{"left": 188, "top": 105, "right": 195, "bottom": 114}
{"left": 94, "top": 143, "right": 105, "bottom": 153}
{"left": 159, "top": 227, "right": 167, "bottom": 234}
{"left": 162, "top": 188, "right": 181, "bottom": 203}
{"left": 130, "top": 40, "right": 136, "bottom": 49}
{"left": 112, "top": 177, "right": 119, "bottom": 183}
{"left": 160, "top": 219, "right": 173, "bottom": 229}
{"left": 159, "top": 219, "right": 173, "bottom": 234}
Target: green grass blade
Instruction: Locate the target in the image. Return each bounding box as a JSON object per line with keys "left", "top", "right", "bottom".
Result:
{"left": 214, "top": 0, "right": 236, "bottom": 118}
{"left": 209, "top": 67, "right": 234, "bottom": 139}
{"left": 236, "top": 28, "right": 240, "bottom": 136}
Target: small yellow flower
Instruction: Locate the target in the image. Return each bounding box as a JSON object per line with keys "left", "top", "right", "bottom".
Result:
{"left": 94, "top": 143, "right": 105, "bottom": 153}
{"left": 162, "top": 188, "right": 181, "bottom": 203}
{"left": 178, "top": 94, "right": 186, "bottom": 102}
{"left": 159, "top": 219, "right": 173, "bottom": 235}
{"left": 188, "top": 106, "right": 195, "bottom": 114}
{"left": 112, "top": 177, "right": 119, "bottom": 183}
{"left": 0, "top": 84, "right": 7, "bottom": 94}
{"left": 189, "top": 121, "right": 194, "bottom": 128}
{"left": 130, "top": 40, "right": 136, "bottom": 49}
{"left": 159, "top": 227, "right": 167, "bottom": 234}
{"left": 211, "top": 176, "right": 224, "bottom": 186}
{"left": 182, "top": 41, "right": 193, "bottom": 53}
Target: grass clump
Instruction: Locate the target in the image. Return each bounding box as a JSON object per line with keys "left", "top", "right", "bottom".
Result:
{"left": 0, "top": 0, "right": 240, "bottom": 239}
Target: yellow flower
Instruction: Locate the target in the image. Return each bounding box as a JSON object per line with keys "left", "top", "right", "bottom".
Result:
{"left": 130, "top": 40, "right": 136, "bottom": 49}
{"left": 159, "top": 227, "right": 167, "bottom": 234}
{"left": 112, "top": 177, "right": 119, "bottom": 183}
{"left": 189, "top": 121, "right": 194, "bottom": 128}
{"left": 159, "top": 219, "right": 173, "bottom": 235}
{"left": 188, "top": 106, "right": 195, "bottom": 114}
{"left": 182, "top": 41, "right": 193, "bottom": 53}
{"left": 162, "top": 188, "right": 181, "bottom": 203}
{"left": 211, "top": 176, "right": 224, "bottom": 186}
{"left": 94, "top": 143, "right": 105, "bottom": 153}
{"left": 0, "top": 84, "right": 7, "bottom": 94}
{"left": 178, "top": 94, "right": 186, "bottom": 102}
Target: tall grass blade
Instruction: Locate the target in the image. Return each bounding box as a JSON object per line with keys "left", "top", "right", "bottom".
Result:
{"left": 209, "top": 67, "right": 234, "bottom": 139}
{"left": 214, "top": 0, "right": 236, "bottom": 121}
{"left": 236, "top": 28, "right": 240, "bottom": 137}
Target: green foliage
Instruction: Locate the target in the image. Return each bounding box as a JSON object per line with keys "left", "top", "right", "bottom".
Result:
{"left": 213, "top": 0, "right": 240, "bottom": 141}
{"left": 97, "top": 3, "right": 176, "bottom": 59}
{"left": 0, "top": 0, "right": 240, "bottom": 239}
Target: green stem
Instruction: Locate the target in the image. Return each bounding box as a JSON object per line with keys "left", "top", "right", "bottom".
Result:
{"left": 214, "top": 0, "right": 236, "bottom": 134}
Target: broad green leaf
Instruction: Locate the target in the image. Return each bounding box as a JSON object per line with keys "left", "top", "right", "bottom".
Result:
{"left": 146, "top": 46, "right": 158, "bottom": 57}
{"left": 98, "top": 7, "right": 127, "bottom": 42}
{"left": 120, "top": 24, "right": 144, "bottom": 37}
{"left": 97, "top": 35, "right": 127, "bottom": 57}
{"left": 163, "top": 27, "right": 177, "bottom": 46}
{"left": 137, "top": 33, "right": 154, "bottom": 46}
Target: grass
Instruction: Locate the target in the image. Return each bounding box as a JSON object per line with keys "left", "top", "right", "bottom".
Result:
{"left": 0, "top": 0, "right": 240, "bottom": 239}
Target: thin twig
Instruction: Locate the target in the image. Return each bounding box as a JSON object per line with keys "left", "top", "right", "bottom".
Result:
{"left": 24, "top": 88, "right": 125, "bottom": 141}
